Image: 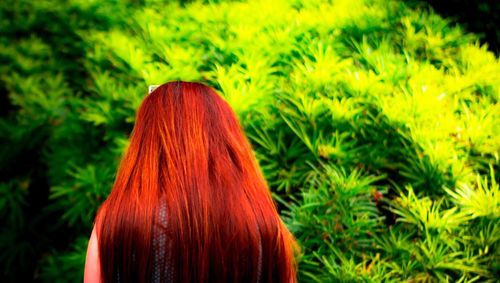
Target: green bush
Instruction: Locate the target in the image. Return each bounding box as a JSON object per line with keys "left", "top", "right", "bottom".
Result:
{"left": 1, "top": 0, "right": 498, "bottom": 282}
{"left": 409, "top": 0, "right": 500, "bottom": 54}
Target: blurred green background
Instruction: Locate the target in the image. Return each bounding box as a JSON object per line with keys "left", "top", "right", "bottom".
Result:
{"left": 1, "top": 0, "right": 499, "bottom": 282}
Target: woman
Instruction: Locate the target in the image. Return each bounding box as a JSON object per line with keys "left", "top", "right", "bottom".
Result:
{"left": 84, "top": 81, "right": 300, "bottom": 283}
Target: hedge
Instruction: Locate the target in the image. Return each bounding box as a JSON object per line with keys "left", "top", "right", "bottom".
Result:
{"left": 0, "top": 0, "right": 498, "bottom": 282}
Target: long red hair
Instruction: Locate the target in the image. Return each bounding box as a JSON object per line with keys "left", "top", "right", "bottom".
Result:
{"left": 94, "top": 81, "right": 300, "bottom": 282}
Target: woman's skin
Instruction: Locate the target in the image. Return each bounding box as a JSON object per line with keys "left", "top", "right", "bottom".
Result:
{"left": 84, "top": 225, "right": 101, "bottom": 283}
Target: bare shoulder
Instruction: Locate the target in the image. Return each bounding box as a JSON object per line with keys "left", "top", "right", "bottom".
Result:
{"left": 84, "top": 224, "right": 101, "bottom": 283}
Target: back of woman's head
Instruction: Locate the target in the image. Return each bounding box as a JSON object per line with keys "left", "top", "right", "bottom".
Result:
{"left": 94, "top": 81, "right": 299, "bottom": 283}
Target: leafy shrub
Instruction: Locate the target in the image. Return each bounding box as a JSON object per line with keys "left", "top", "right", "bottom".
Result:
{"left": 1, "top": 0, "right": 498, "bottom": 282}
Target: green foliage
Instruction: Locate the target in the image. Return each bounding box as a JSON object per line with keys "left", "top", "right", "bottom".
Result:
{"left": 1, "top": 0, "right": 499, "bottom": 282}
{"left": 282, "top": 164, "right": 387, "bottom": 281}
{"left": 38, "top": 237, "right": 89, "bottom": 283}
{"left": 0, "top": 0, "right": 136, "bottom": 281}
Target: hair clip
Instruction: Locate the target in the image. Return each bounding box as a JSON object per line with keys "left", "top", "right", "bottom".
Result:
{"left": 148, "top": 85, "right": 159, "bottom": 94}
